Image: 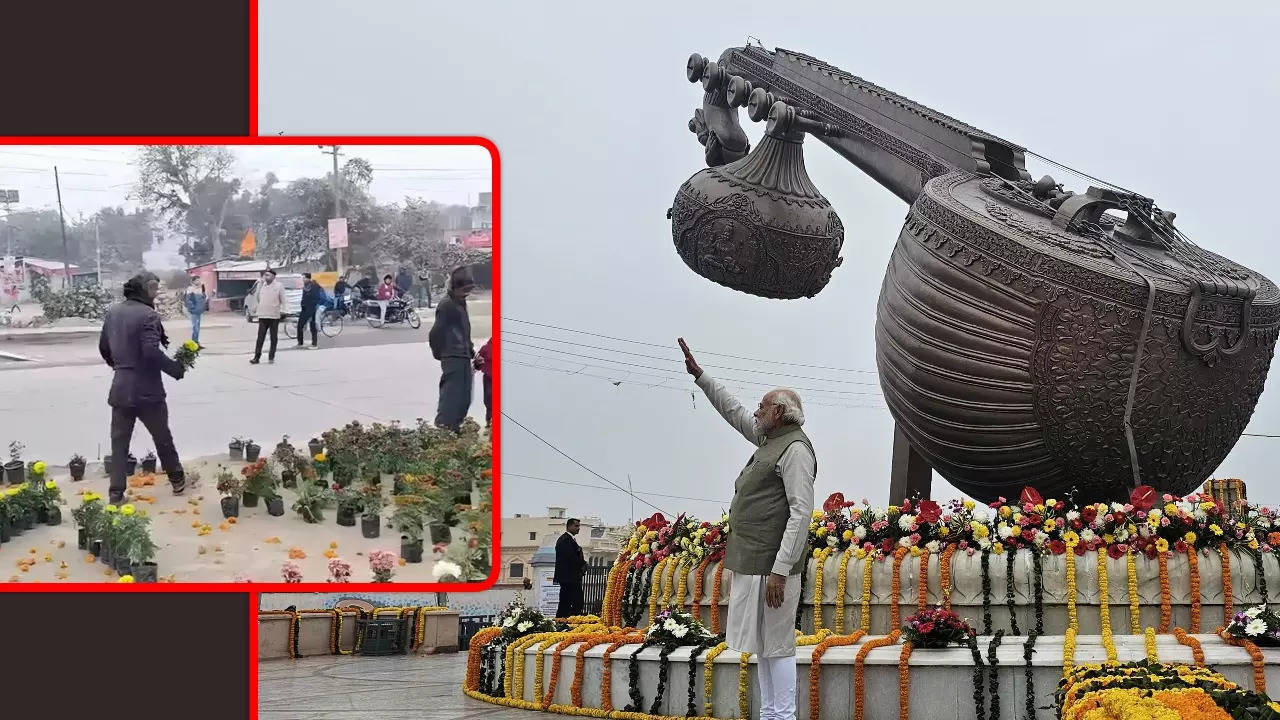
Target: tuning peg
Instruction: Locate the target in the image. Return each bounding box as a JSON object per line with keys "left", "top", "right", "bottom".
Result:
{"left": 701, "top": 61, "right": 729, "bottom": 92}
{"left": 686, "top": 53, "right": 706, "bottom": 83}
{"left": 747, "top": 87, "right": 781, "bottom": 123}
{"left": 726, "top": 75, "right": 755, "bottom": 108}
{"left": 766, "top": 101, "right": 840, "bottom": 139}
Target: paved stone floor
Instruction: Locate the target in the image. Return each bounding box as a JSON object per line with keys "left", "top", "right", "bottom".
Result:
{"left": 259, "top": 652, "right": 531, "bottom": 720}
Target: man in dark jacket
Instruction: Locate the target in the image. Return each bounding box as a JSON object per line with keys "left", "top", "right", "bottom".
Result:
{"left": 554, "top": 518, "right": 587, "bottom": 618}
{"left": 395, "top": 266, "right": 414, "bottom": 301}
{"left": 297, "top": 272, "right": 321, "bottom": 349}
{"left": 428, "top": 266, "right": 476, "bottom": 432}
{"left": 99, "top": 272, "right": 187, "bottom": 504}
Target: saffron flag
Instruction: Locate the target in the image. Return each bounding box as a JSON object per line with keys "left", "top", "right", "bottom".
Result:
{"left": 239, "top": 230, "right": 256, "bottom": 257}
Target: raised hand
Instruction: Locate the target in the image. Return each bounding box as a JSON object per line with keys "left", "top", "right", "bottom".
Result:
{"left": 678, "top": 337, "right": 703, "bottom": 379}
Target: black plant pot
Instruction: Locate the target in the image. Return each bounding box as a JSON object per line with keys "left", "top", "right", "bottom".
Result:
{"left": 3, "top": 461, "right": 23, "bottom": 484}
{"left": 124, "top": 457, "right": 137, "bottom": 476}
{"left": 308, "top": 440, "right": 324, "bottom": 457}
{"left": 220, "top": 496, "right": 240, "bottom": 518}
{"left": 245, "top": 444, "right": 261, "bottom": 462}
{"left": 141, "top": 457, "right": 157, "bottom": 473}
{"left": 337, "top": 507, "right": 356, "bottom": 527}
{"left": 8, "top": 516, "right": 22, "bottom": 536}
{"left": 361, "top": 514, "right": 380, "bottom": 538}
{"left": 401, "top": 536, "right": 424, "bottom": 563}
{"left": 229, "top": 443, "right": 243, "bottom": 461}
{"left": 90, "top": 539, "right": 102, "bottom": 557}
{"left": 69, "top": 462, "right": 86, "bottom": 482}
{"left": 132, "top": 562, "right": 158, "bottom": 583}
{"left": 0, "top": 519, "right": 10, "bottom": 543}
{"left": 22, "top": 512, "right": 35, "bottom": 531}
{"left": 242, "top": 492, "right": 259, "bottom": 508}
{"left": 115, "top": 555, "right": 132, "bottom": 576}
{"left": 77, "top": 526, "right": 88, "bottom": 549}
{"left": 45, "top": 506, "right": 61, "bottom": 526}
{"left": 429, "top": 523, "right": 451, "bottom": 546}
{"left": 281, "top": 470, "right": 297, "bottom": 488}
{"left": 266, "top": 496, "right": 285, "bottom": 517}
{"left": 36, "top": 507, "right": 48, "bottom": 524}
{"left": 101, "top": 543, "right": 114, "bottom": 565}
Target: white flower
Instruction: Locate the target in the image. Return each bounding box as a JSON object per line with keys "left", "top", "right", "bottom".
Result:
{"left": 977, "top": 537, "right": 992, "bottom": 550}
{"left": 517, "top": 621, "right": 533, "bottom": 632}
{"left": 853, "top": 526, "right": 867, "bottom": 540}
{"left": 1110, "top": 503, "right": 1124, "bottom": 513}
{"left": 503, "top": 616, "right": 517, "bottom": 627}
{"left": 925, "top": 540, "right": 940, "bottom": 553}
{"left": 1081, "top": 529, "right": 1097, "bottom": 543}
{"left": 972, "top": 508, "right": 990, "bottom": 523}
{"left": 898, "top": 537, "right": 912, "bottom": 548}
{"left": 1066, "top": 511, "right": 1080, "bottom": 522}
{"left": 873, "top": 508, "right": 887, "bottom": 520}
{"left": 664, "top": 618, "right": 679, "bottom": 631}
{"left": 899, "top": 514, "right": 916, "bottom": 531}
{"left": 1247, "top": 619, "right": 1268, "bottom": 636}
{"left": 672, "top": 625, "right": 689, "bottom": 638}
{"left": 1193, "top": 507, "right": 1207, "bottom": 522}
{"left": 432, "top": 560, "right": 463, "bottom": 580}
{"left": 1246, "top": 606, "right": 1264, "bottom": 619}
{"left": 998, "top": 524, "right": 1014, "bottom": 540}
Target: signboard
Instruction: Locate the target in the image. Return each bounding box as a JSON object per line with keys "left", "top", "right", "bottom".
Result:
{"left": 538, "top": 578, "right": 560, "bottom": 617}
{"left": 327, "top": 218, "right": 349, "bottom": 249}
{"left": 0, "top": 189, "right": 17, "bottom": 204}
{"left": 311, "top": 271, "right": 338, "bottom": 290}
{"left": 219, "top": 271, "right": 264, "bottom": 281}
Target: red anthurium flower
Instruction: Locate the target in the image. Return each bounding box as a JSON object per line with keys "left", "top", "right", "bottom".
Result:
{"left": 824, "top": 492, "right": 847, "bottom": 513}
{"left": 917, "top": 500, "right": 942, "bottom": 524}
{"left": 1020, "top": 486, "right": 1043, "bottom": 507}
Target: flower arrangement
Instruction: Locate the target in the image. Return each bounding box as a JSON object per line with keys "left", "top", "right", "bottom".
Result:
{"left": 901, "top": 605, "right": 973, "bottom": 648}
{"left": 114, "top": 506, "right": 157, "bottom": 566}
{"left": 327, "top": 557, "right": 351, "bottom": 583}
{"left": 281, "top": 561, "right": 303, "bottom": 583}
{"left": 1227, "top": 604, "right": 1280, "bottom": 646}
{"left": 71, "top": 492, "right": 104, "bottom": 528}
{"left": 1057, "top": 660, "right": 1280, "bottom": 719}
{"left": 643, "top": 609, "right": 715, "bottom": 646}
{"left": 496, "top": 600, "right": 556, "bottom": 640}
{"left": 174, "top": 339, "right": 200, "bottom": 370}
{"left": 369, "top": 549, "right": 397, "bottom": 582}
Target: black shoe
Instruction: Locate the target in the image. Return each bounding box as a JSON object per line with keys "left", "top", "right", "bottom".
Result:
{"left": 108, "top": 492, "right": 125, "bottom": 505}
{"left": 170, "top": 473, "right": 186, "bottom": 495}
{"left": 250, "top": 358, "right": 260, "bottom": 364}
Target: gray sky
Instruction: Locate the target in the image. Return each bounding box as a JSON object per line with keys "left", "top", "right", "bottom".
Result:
{"left": 0, "top": 145, "right": 491, "bottom": 218}
{"left": 260, "top": 0, "right": 1280, "bottom": 525}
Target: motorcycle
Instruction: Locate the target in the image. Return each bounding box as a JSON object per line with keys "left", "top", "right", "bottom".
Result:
{"left": 366, "top": 297, "right": 421, "bottom": 329}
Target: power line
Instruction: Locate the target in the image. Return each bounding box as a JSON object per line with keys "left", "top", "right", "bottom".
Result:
{"left": 0, "top": 150, "right": 132, "bottom": 165}
{"left": 503, "top": 472, "right": 731, "bottom": 505}
{"left": 503, "top": 316, "right": 878, "bottom": 374}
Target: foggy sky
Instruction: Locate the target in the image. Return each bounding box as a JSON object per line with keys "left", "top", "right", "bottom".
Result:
{"left": 260, "top": 0, "right": 1280, "bottom": 525}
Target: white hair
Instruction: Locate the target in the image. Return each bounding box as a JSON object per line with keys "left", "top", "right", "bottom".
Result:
{"left": 769, "top": 388, "right": 805, "bottom": 427}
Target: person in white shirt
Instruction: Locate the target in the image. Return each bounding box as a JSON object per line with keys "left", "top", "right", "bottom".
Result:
{"left": 250, "top": 269, "right": 286, "bottom": 365}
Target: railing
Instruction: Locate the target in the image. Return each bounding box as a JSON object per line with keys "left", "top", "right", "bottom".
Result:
{"left": 582, "top": 558, "right": 612, "bottom": 616}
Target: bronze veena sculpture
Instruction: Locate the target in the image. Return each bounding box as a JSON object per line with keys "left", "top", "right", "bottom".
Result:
{"left": 669, "top": 45, "right": 1278, "bottom": 504}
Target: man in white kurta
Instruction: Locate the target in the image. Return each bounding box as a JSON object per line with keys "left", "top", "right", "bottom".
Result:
{"left": 680, "top": 338, "right": 816, "bottom": 720}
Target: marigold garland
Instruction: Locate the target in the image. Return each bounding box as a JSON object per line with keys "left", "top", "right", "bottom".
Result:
{"left": 860, "top": 555, "right": 874, "bottom": 632}
{"left": 1145, "top": 627, "right": 1158, "bottom": 662}
{"left": 916, "top": 547, "right": 931, "bottom": 612}
{"left": 1097, "top": 548, "right": 1117, "bottom": 663}
{"left": 854, "top": 630, "right": 901, "bottom": 720}
{"left": 807, "top": 630, "right": 866, "bottom": 720}
{"left": 939, "top": 544, "right": 956, "bottom": 610}
{"left": 600, "top": 636, "right": 643, "bottom": 712}
{"left": 711, "top": 561, "right": 725, "bottom": 634}
{"left": 570, "top": 636, "right": 616, "bottom": 706}
{"left": 834, "top": 549, "right": 852, "bottom": 633}
{"left": 674, "top": 558, "right": 689, "bottom": 611}
{"left": 812, "top": 548, "right": 831, "bottom": 632}
{"left": 1219, "top": 544, "right": 1234, "bottom": 624}
{"left": 1217, "top": 626, "right": 1267, "bottom": 693}
{"left": 466, "top": 626, "right": 504, "bottom": 690}
{"left": 1063, "top": 627, "right": 1078, "bottom": 679}
{"left": 890, "top": 547, "right": 908, "bottom": 631}
{"left": 898, "top": 640, "right": 914, "bottom": 720}
{"left": 1127, "top": 550, "right": 1141, "bottom": 635}
{"left": 690, "top": 557, "right": 711, "bottom": 620}
{"left": 259, "top": 610, "right": 301, "bottom": 659}
{"left": 737, "top": 651, "right": 752, "bottom": 719}
{"left": 601, "top": 563, "right": 621, "bottom": 626}
{"left": 544, "top": 634, "right": 602, "bottom": 708}
{"left": 1065, "top": 539, "right": 1079, "bottom": 632}
{"left": 662, "top": 555, "right": 680, "bottom": 609}
{"left": 1189, "top": 547, "right": 1202, "bottom": 632}
{"left": 1158, "top": 550, "right": 1172, "bottom": 633}
{"left": 703, "top": 641, "right": 727, "bottom": 717}
{"left": 649, "top": 557, "right": 667, "bottom": 622}
{"left": 1173, "top": 626, "right": 1206, "bottom": 664}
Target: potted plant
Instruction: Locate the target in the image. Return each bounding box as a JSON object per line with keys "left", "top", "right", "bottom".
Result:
{"left": 392, "top": 497, "right": 427, "bottom": 563}
{"left": 273, "top": 438, "right": 298, "bottom": 488}
{"left": 312, "top": 452, "right": 331, "bottom": 486}
{"left": 369, "top": 549, "right": 396, "bottom": 582}
{"left": 0, "top": 495, "right": 11, "bottom": 544}
{"left": 292, "top": 480, "right": 333, "bottom": 524}
{"left": 68, "top": 453, "right": 87, "bottom": 482}
{"left": 229, "top": 436, "right": 245, "bottom": 461}
{"left": 240, "top": 458, "right": 272, "bottom": 508}
{"left": 116, "top": 508, "right": 158, "bottom": 582}
{"left": 359, "top": 485, "right": 386, "bottom": 538}
{"left": 100, "top": 503, "right": 123, "bottom": 566}
{"left": 140, "top": 451, "right": 157, "bottom": 474}
{"left": 124, "top": 453, "right": 138, "bottom": 477}
{"left": 36, "top": 475, "right": 63, "bottom": 526}
{"left": 307, "top": 437, "right": 324, "bottom": 458}
{"left": 4, "top": 441, "right": 25, "bottom": 484}
{"left": 902, "top": 606, "right": 974, "bottom": 649}
{"left": 71, "top": 492, "right": 105, "bottom": 550}
{"left": 334, "top": 485, "right": 360, "bottom": 526}
{"left": 216, "top": 468, "right": 244, "bottom": 518}
{"left": 244, "top": 439, "right": 261, "bottom": 462}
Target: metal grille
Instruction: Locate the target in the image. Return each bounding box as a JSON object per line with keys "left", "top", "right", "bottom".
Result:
{"left": 582, "top": 558, "right": 612, "bottom": 616}
{"left": 459, "top": 614, "right": 497, "bottom": 649}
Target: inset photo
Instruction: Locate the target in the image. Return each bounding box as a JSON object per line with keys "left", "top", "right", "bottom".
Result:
{"left": 0, "top": 139, "right": 495, "bottom": 584}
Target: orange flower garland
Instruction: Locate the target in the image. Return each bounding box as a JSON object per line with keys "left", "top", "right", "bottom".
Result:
{"left": 571, "top": 636, "right": 617, "bottom": 706}
{"left": 1218, "top": 544, "right": 1233, "bottom": 624}
{"left": 834, "top": 549, "right": 852, "bottom": 633}
{"left": 1188, "top": 548, "right": 1202, "bottom": 633}
{"left": 1173, "top": 626, "right": 1206, "bottom": 664}
{"left": 1158, "top": 550, "right": 1172, "bottom": 633}
{"left": 854, "top": 630, "right": 901, "bottom": 720}
{"left": 860, "top": 554, "right": 874, "bottom": 632}
{"left": 807, "top": 630, "right": 866, "bottom": 720}
{"left": 691, "top": 557, "right": 711, "bottom": 620}
{"left": 939, "top": 544, "right": 956, "bottom": 610}
{"left": 1218, "top": 626, "right": 1267, "bottom": 693}
{"left": 465, "top": 626, "right": 504, "bottom": 690}
{"left": 890, "top": 547, "right": 908, "bottom": 630}
{"left": 600, "top": 636, "right": 642, "bottom": 712}
{"left": 711, "top": 561, "right": 725, "bottom": 634}
{"left": 544, "top": 634, "right": 602, "bottom": 708}
{"left": 898, "top": 640, "right": 914, "bottom": 720}
{"left": 916, "top": 547, "right": 931, "bottom": 612}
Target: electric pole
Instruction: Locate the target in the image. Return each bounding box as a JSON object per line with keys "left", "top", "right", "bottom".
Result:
{"left": 319, "top": 145, "right": 344, "bottom": 274}
{"left": 53, "top": 167, "right": 71, "bottom": 288}
{"left": 94, "top": 217, "right": 101, "bottom": 284}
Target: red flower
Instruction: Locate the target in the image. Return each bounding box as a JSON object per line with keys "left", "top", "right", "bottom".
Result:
{"left": 1081, "top": 507, "right": 1097, "bottom": 525}
{"left": 1074, "top": 543, "right": 1087, "bottom": 557}
{"left": 917, "top": 621, "right": 935, "bottom": 635}
{"left": 1021, "top": 528, "right": 1036, "bottom": 542}
{"left": 1019, "top": 486, "right": 1043, "bottom": 507}
{"left": 917, "top": 500, "right": 942, "bottom": 525}
{"left": 1108, "top": 545, "right": 1125, "bottom": 559}
{"left": 902, "top": 499, "right": 913, "bottom": 513}
{"left": 1048, "top": 540, "right": 1066, "bottom": 555}
{"left": 1175, "top": 540, "right": 1189, "bottom": 554}
{"left": 824, "top": 492, "right": 848, "bottom": 513}
{"left": 332, "top": 483, "right": 341, "bottom": 491}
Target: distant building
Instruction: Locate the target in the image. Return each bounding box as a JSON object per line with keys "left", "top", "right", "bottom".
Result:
{"left": 498, "top": 506, "right": 627, "bottom": 586}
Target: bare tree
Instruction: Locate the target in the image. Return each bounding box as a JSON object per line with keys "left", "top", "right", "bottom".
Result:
{"left": 133, "top": 146, "right": 241, "bottom": 262}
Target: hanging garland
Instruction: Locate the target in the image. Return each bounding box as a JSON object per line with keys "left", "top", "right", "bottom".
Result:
{"left": 1022, "top": 631, "right": 1039, "bottom": 720}
{"left": 916, "top": 547, "right": 931, "bottom": 612}
{"left": 860, "top": 555, "right": 874, "bottom": 633}
{"left": 1217, "top": 626, "right": 1267, "bottom": 693}
{"left": 835, "top": 549, "right": 852, "bottom": 633}
{"left": 1006, "top": 549, "right": 1020, "bottom": 636}
{"left": 940, "top": 544, "right": 956, "bottom": 610}
{"left": 600, "top": 636, "right": 640, "bottom": 712}
{"left": 601, "top": 563, "right": 621, "bottom": 627}
{"left": 807, "top": 630, "right": 866, "bottom": 720}
{"left": 965, "top": 633, "right": 986, "bottom": 720}
{"left": 1158, "top": 550, "right": 1172, "bottom": 633}
{"left": 980, "top": 550, "right": 993, "bottom": 635}
{"left": 737, "top": 652, "right": 752, "bottom": 720}
{"left": 1097, "top": 548, "right": 1117, "bottom": 663}
{"left": 1173, "top": 626, "right": 1205, "bottom": 664}
{"left": 1126, "top": 550, "right": 1141, "bottom": 635}
{"left": 812, "top": 548, "right": 832, "bottom": 632}
{"left": 468, "top": 627, "right": 504, "bottom": 692}
{"left": 674, "top": 559, "right": 689, "bottom": 611}
{"left": 1254, "top": 549, "right": 1269, "bottom": 606}
{"left": 1219, "top": 544, "right": 1234, "bottom": 624}
{"left": 898, "top": 640, "right": 914, "bottom": 720}
{"left": 533, "top": 637, "right": 560, "bottom": 705}
{"left": 853, "top": 630, "right": 901, "bottom": 720}
{"left": 711, "top": 561, "right": 725, "bottom": 634}
{"left": 664, "top": 556, "right": 680, "bottom": 609}
{"left": 259, "top": 610, "right": 302, "bottom": 660}
{"left": 1188, "top": 547, "right": 1202, "bottom": 633}
{"left": 649, "top": 558, "right": 667, "bottom": 622}
{"left": 1063, "top": 537, "right": 1079, "bottom": 679}
{"left": 1032, "top": 547, "right": 1044, "bottom": 634}
{"left": 890, "top": 547, "right": 908, "bottom": 631}
{"left": 691, "top": 557, "right": 711, "bottom": 620}
{"left": 647, "top": 644, "right": 677, "bottom": 715}
{"left": 1062, "top": 627, "right": 1077, "bottom": 680}
{"left": 702, "top": 642, "right": 728, "bottom": 717}
{"left": 570, "top": 636, "right": 617, "bottom": 707}
{"left": 685, "top": 639, "right": 718, "bottom": 718}
{"left": 624, "top": 642, "right": 656, "bottom": 712}
{"left": 1144, "top": 627, "right": 1158, "bottom": 662}
{"left": 986, "top": 631, "right": 1004, "bottom": 720}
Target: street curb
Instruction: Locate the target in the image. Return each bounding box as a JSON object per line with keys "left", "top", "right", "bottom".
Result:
{"left": 0, "top": 321, "right": 234, "bottom": 341}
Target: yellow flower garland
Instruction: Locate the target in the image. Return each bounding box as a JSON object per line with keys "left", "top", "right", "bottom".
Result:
{"left": 834, "top": 549, "right": 852, "bottom": 634}
{"left": 1097, "top": 548, "right": 1117, "bottom": 663}
{"left": 812, "top": 548, "right": 831, "bottom": 632}
{"left": 703, "top": 642, "right": 728, "bottom": 717}
{"left": 1145, "top": 627, "right": 1158, "bottom": 662}
{"left": 1063, "top": 628, "right": 1078, "bottom": 679}
{"left": 649, "top": 557, "right": 667, "bottom": 622}
{"left": 1126, "top": 550, "right": 1141, "bottom": 635}
{"left": 1063, "top": 538, "right": 1079, "bottom": 678}
{"left": 738, "top": 651, "right": 752, "bottom": 719}
{"left": 674, "top": 558, "right": 689, "bottom": 611}
{"left": 860, "top": 555, "right": 874, "bottom": 632}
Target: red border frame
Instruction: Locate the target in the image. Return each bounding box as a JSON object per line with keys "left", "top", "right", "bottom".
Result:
{"left": 0, "top": 136, "right": 502, "bottom": 595}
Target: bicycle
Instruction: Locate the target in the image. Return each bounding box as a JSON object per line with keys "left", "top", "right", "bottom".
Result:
{"left": 320, "top": 307, "right": 343, "bottom": 338}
